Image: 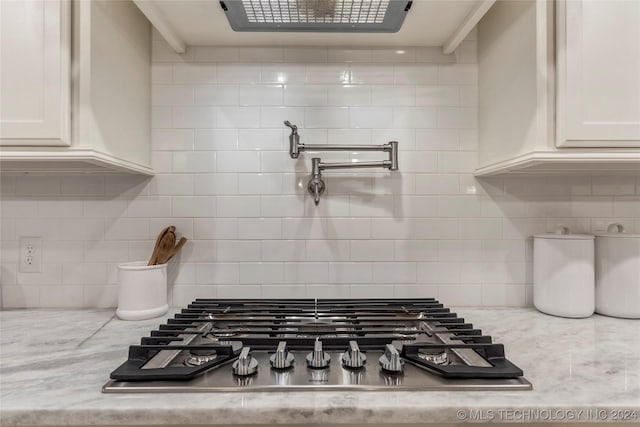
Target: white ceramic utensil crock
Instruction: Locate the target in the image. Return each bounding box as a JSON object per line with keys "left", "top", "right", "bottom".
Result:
{"left": 117, "top": 261, "right": 168, "bottom": 321}
{"left": 595, "top": 224, "right": 640, "bottom": 319}
{"left": 533, "top": 227, "right": 595, "bottom": 318}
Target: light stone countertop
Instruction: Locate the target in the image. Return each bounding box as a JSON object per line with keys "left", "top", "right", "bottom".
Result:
{"left": 1, "top": 308, "right": 639, "bottom": 425}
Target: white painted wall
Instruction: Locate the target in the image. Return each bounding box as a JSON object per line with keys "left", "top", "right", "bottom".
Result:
{"left": 1, "top": 30, "right": 639, "bottom": 308}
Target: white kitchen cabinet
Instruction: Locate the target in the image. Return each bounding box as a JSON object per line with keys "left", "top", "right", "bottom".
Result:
{"left": 0, "top": 0, "right": 153, "bottom": 175}
{"left": 556, "top": 0, "right": 640, "bottom": 147}
{"left": 475, "top": 0, "right": 640, "bottom": 176}
{"left": 0, "top": 0, "right": 70, "bottom": 146}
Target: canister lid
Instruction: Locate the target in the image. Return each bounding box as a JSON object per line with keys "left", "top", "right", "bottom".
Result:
{"left": 534, "top": 226, "right": 594, "bottom": 240}
{"left": 595, "top": 223, "right": 640, "bottom": 239}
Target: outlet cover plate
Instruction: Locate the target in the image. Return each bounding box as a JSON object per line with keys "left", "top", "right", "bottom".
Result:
{"left": 19, "top": 236, "right": 42, "bottom": 273}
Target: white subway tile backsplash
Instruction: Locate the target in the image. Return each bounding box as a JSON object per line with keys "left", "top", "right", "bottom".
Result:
{"left": 172, "top": 152, "right": 217, "bottom": 173}
{"left": 194, "top": 47, "right": 239, "bottom": 62}
{"left": 217, "top": 151, "right": 261, "bottom": 173}
{"left": 394, "top": 240, "right": 438, "bottom": 261}
{"left": 261, "top": 106, "right": 305, "bottom": 128}
{"left": 152, "top": 85, "right": 194, "bottom": 106}
{"left": 438, "top": 284, "right": 482, "bottom": 306}
{"left": 284, "top": 47, "right": 328, "bottom": 63}
{"left": 238, "top": 218, "right": 282, "bottom": 239}
{"left": 394, "top": 64, "right": 438, "bottom": 85}
{"left": 327, "top": 85, "right": 371, "bottom": 106}
{"left": 194, "top": 129, "right": 238, "bottom": 150}
{"left": 285, "top": 86, "right": 328, "bottom": 106}
{"left": 152, "top": 106, "right": 172, "bottom": 128}
{"left": 350, "top": 64, "right": 394, "bottom": 84}
{"left": 306, "top": 64, "right": 350, "bottom": 84}
{"left": 4, "top": 44, "right": 638, "bottom": 309}
{"left": 350, "top": 240, "right": 394, "bottom": 261}
{"left": 284, "top": 262, "right": 328, "bottom": 283}
{"left": 613, "top": 197, "right": 640, "bottom": 217}
{"left": 327, "top": 49, "right": 372, "bottom": 63}
{"left": 83, "top": 241, "right": 129, "bottom": 262}
{"left": 172, "top": 63, "right": 217, "bottom": 84}
{"left": 60, "top": 176, "right": 105, "bottom": 196}
{"left": 372, "top": 86, "right": 415, "bottom": 106}
{"left": 149, "top": 174, "right": 194, "bottom": 195}
{"left": 105, "top": 218, "right": 149, "bottom": 240}
{"left": 350, "top": 107, "right": 393, "bottom": 128}
{"left": 392, "top": 107, "right": 437, "bottom": 128}
{"left": 438, "top": 64, "right": 477, "bottom": 85}
{"left": 172, "top": 196, "right": 216, "bottom": 217}
{"left": 173, "top": 106, "right": 216, "bottom": 128}
{"left": 152, "top": 129, "right": 195, "bottom": 150}
{"left": 42, "top": 241, "right": 82, "bottom": 264}
{"left": 239, "top": 85, "right": 283, "bottom": 106}
{"left": 127, "top": 196, "right": 172, "bottom": 217}
{"left": 38, "top": 199, "right": 83, "bottom": 217}
{"left": 195, "top": 263, "right": 239, "bottom": 285}
{"left": 217, "top": 64, "right": 261, "bottom": 84}
{"left": 329, "top": 262, "right": 372, "bottom": 283}
{"left": 194, "top": 174, "right": 239, "bottom": 195}
{"left": 372, "top": 262, "right": 416, "bottom": 283}
{"left": 39, "top": 285, "right": 83, "bottom": 308}
{"left": 217, "top": 196, "right": 260, "bottom": 218}
{"left": 281, "top": 217, "right": 325, "bottom": 239}
{"left": 217, "top": 107, "right": 261, "bottom": 128}
{"left": 238, "top": 173, "right": 283, "bottom": 195}
{"left": 239, "top": 262, "right": 283, "bottom": 284}
{"left": 437, "top": 107, "right": 478, "bottom": 129}
{"left": 152, "top": 63, "right": 172, "bottom": 84}
{"left": 261, "top": 240, "right": 306, "bottom": 261}
{"left": 261, "top": 64, "right": 307, "bottom": 84}
{"left": 194, "top": 85, "right": 239, "bottom": 106}
{"left": 238, "top": 47, "right": 283, "bottom": 63}
{"left": 63, "top": 263, "right": 107, "bottom": 285}
{"left": 415, "top": 174, "right": 459, "bottom": 194}
{"left": 305, "top": 240, "right": 350, "bottom": 261}
{"left": 416, "top": 86, "right": 459, "bottom": 107}
{"left": 305, "top": 107, "right": 349, "bottom": 128}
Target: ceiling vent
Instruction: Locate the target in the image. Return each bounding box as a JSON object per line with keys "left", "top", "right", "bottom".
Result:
{"left": 220, "top": 0, "right": 412, "bottom": 32}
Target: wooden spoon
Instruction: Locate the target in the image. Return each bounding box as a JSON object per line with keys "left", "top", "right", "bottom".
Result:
{"left": 158, "top": 237, "right": 188, "bottom": 264}
{"left": 148, "top": 226, "right": 175, "bottom": 265}
{"left": 153, "top": 229, "right": 176, "bottom": 266}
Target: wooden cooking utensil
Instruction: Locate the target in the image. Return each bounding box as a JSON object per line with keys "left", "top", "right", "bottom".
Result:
{"left": 148, "top": 226, "right": 175, "bottom": 266}
{"left": 153, "top": 229, "right": 176, "bottom": 265}
{"left": 158, "top": 237, "right": 188, "bottom": 264}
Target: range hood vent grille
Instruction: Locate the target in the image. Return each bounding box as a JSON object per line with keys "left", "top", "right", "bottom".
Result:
{"left": 221, "top": 0, "right": 412, "bottom": 32}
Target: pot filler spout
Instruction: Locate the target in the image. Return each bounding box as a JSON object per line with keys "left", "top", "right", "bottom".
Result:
{"left": 284, "top": 121, "right": 399, "bottom": 206}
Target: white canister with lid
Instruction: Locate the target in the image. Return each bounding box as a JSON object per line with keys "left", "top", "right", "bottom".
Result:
{"left": 533, "top": 227, "right": 595, "bottom": 318}
{"left": 595, "top": 224, "right": 640, "bottom": 319}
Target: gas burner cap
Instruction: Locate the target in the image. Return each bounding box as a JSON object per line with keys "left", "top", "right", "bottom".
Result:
{"left": 209, "top": 326, "right": 246, "bottom": 338}
{"left": 296, "top": 333, "right": 338, "bottom": 338}
{"left": 393, "top": 326, "right": 419, "bottom": 338}
{"left": 184, "top": 351, "right": 217, "bottom": 367}
{"left": 418, "top": 349, "right": 449, "bottom": 365}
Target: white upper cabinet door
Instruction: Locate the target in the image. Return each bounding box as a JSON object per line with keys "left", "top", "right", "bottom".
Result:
{"left": 0, "top": 0, "right": 70, "bottom": 146}
{"left": 557, "top": 0, "right": 640, "bottom": 147}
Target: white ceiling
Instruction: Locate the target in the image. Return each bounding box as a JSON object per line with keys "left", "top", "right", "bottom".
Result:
{"left": 135, "top": 0, "right": 491, "bottom": 49}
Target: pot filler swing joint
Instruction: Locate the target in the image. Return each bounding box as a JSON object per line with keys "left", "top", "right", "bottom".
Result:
{"left": 284, "top": 121, "right": 399, "bottom": 206}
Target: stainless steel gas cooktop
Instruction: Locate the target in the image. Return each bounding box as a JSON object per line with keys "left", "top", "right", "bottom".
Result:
{"left": 103, "top": 298, "right": 532, "bottom": 392}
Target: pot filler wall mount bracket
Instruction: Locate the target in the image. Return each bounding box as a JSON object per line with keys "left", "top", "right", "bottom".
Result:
{"left": 284, "top": 121, "right": 399, "bottom": 205}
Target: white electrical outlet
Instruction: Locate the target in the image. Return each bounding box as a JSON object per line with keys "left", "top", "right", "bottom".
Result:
{"left": 19, "top": 237, "right": 42, "bottom": 273}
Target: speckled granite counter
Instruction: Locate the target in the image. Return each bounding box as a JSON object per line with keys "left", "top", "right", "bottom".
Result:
{"left": 1, "top": 308, "right": 639, "bottom": 425}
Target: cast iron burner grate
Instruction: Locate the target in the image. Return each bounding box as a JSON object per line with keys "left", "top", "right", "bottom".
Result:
{"left": 103, "top": 298, "right": 532, "bottom": 392}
